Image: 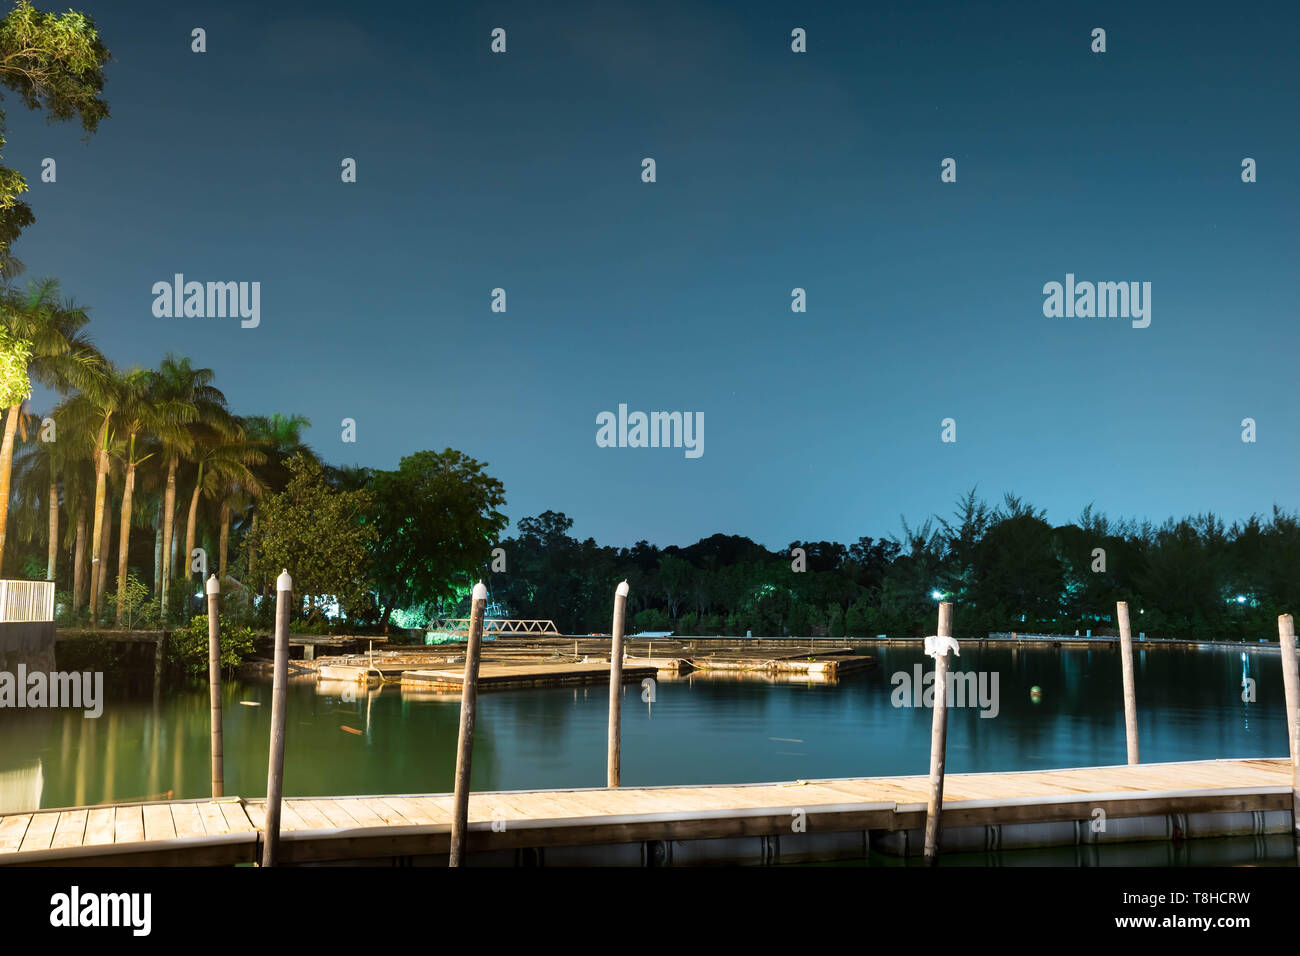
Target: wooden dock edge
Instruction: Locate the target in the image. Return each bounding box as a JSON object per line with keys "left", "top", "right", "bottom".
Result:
{"left": 4, "top": 832, "right": 257, "bottom": 867}
{"left": 2, "top": 761, "right": 1293, "bottom": 867}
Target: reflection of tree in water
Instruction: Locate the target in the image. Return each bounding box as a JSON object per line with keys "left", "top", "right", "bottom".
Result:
{"left": 1, "top": 647, "right": 1292, "bottom": 809}
{"left": 258, "top": 682, "right": 498, "bottom": 798}
{"left": 0, "top": 757, "right": 42, "bottom": 811}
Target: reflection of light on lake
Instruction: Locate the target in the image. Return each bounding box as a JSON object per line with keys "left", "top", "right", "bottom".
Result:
{"left": 0, "top": 758, "right": 42, "bottom": 811}
{"left": 2, "top": 643, "right": 1293, "bottom": 809}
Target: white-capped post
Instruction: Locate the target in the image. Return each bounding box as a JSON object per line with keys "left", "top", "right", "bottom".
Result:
{"left": 450, "top": 580, "right": 488, "bottom": 867}
{"left": 262, "top": 569, "right": 292, "bottom": 867}
{"left": 1117, "top": 601, "right": 1140, "bottom": 765}
{"left": 206, "top": 573, "right": 224, "bottom": 798}
{"left": 923, "top": 601, "right": 957, "bottom": 865}
{"left": 607, "top": 580, "right": 630, "bottom": 787}
{"left": 1277, "top": 614, "right": 1300, "bottom": 846}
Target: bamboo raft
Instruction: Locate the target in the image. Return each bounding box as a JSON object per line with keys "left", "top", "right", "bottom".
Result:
{"left": 0, "top": 757, "right": 1291, "bottom": 866}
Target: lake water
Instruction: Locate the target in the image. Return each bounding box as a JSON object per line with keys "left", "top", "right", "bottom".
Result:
{"left": 2, "top": 642, "right": 1290, "bottom": 814}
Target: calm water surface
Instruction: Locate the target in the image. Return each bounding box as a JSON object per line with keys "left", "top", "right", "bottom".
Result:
{"left": 0, "top": 643, "right": 1291, "bottom": 814}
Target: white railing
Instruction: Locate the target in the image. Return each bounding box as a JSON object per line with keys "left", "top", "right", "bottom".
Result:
{"left": 426, "top": 618, "right": 560, "bottom": 636}
{"left": 0, "top": 579, "right": 55, "bottom": 623}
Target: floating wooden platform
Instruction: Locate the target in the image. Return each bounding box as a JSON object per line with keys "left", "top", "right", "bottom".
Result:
{"left": 311, "top": 637, "right": 877, "bottom": 687}
{"left": 400, "top": 661, "right": 658, "bottom": 691}
{"left": 623, "top": 656, "right": 692, "bottom": 672}
{"left": 685, "top": 651, "right": 875, "bottom": 679}
{"left": 0, "top": 758, "right": 1291, "bottom": 866}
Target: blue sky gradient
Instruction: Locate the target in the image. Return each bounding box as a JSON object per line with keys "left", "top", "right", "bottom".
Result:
{"left": 10, "top": 0, "right": 1298, "bottom": 547}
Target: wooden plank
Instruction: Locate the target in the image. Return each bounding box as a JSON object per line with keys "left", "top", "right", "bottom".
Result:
{"left": 19, "top": 811, "right": 58, "bottom": 852}
{"left": 170, "top": 802, "right": 206, "bottom": 838}
{"left": 113, "top": 805, "right": 144, "bottom": 844}
{"left": 0, "top": 815, "right": 32, "bottom": 852}
{"left": 497, "top": 794, "right": 601, "bottom": 820}
{"left": 218, "top": 800, "right": 255, "bottom": 833}
{"left": 197, "top": 801, "right": 229, "bottom": 836}
{"left": 277, "top": 801, "right": 308, "bottom": 831}
{"left": 378, "top": 796, "right": 440, "bottom": 825}
{"left": 334, "top": 798, "right": 389, "bottom": 827}
{"left": 310, "top": 799, "right": 360, "bottom": 829}
{"left": 50, "top": 810, "right": 88, "bottom": 849}
{"left": 142, "top": 803, "right": 176, "bottom": 842}
{"left": 283, "top": 800, "right": 332, "bottom": 830}
{"left": 243, "top": 801, "right": 266, "bottom": 830}
{"left": 349, "top": 798, "right": 409, "bottom": 826}
{"left": 83, "top": 808, "right": 115, "bottom": 847}
{"left": 407, "top": 796, "right": 456, "bottom": 823}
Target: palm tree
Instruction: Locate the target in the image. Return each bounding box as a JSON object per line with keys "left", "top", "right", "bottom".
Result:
{"left": 93, "top": 459, "right": 117, "bottom": 615}
{"left": 213, "top": 424, "right": 264, "bottom": 584}
{"left": 149, "top": 355, "right": 228, "bottom": 615}
{"left": 10, "top": 406, "right": 71, "bottom": 581}
{"left": 54, "top": 411, "right": 98, "bottom": 611}
{"left": 0, "top": 279, "right": 98, "bottom": 575}
{"left": 111, "top": 370, "right": 194, "bottom": 625}
{"left": 58, "top": 357, "right": 127, "bottom": 619}
{"left": 182, "top": 422, "right": 262, "bottom": 599}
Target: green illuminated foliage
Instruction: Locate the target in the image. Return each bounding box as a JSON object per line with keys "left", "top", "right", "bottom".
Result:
{"left": 0, "top": 1, "right": 111, "bottom": 254}
{"left": 249, "top": 454, "right": 376, "bottom": 618}
{"left": 0, "top": 323, "right": 30, "bottom": 406}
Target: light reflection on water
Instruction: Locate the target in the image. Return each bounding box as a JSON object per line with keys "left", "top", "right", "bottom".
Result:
{"left": 0, "top": 643, "right": 1291, "bottom": 819}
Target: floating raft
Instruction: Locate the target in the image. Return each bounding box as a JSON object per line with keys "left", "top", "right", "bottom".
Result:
{"left": 1, "top": 758, "right": 1291, "bottom": 866}
{"left": 400, "top": 661, "right": 658, "bottom": 691}
{"left": 685, "top": 650, "right": 875, "bottom": 679}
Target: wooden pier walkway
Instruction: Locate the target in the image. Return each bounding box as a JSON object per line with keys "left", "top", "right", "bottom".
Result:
{"left": 0, "top": 757, "right": 1291, "bottom": 866}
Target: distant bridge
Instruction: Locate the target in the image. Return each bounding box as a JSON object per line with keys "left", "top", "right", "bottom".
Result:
{"left": 425, "top": 618, "right": 561, "bottom": 637}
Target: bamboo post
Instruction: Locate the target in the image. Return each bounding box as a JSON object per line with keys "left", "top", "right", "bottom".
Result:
{"left": 1278, "top": 615, "right": 1300, "bottom": 844}
{"left": 449, "top": 580, "right": 488, "bottom": 867}
{"left": 206, "top": 574, "right": 224, "bottom": 798}
{"left": 261, "top": 569, "right": 292, "bottom": 868}
{"left": 607, "top": 580, "right": 630, "bottom": 787}
{"left": 1116, "top": 601, "right": 1140, "bottom": 764}
{"left": 923, "top": 601, "right": 955, "bottom": 865}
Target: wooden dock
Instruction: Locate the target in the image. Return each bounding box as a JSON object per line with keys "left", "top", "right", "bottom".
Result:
{"left": 684, "top": 650, "right": 875, "bottom": 679}
{"left": 400, "top": 661, "right": 658, "bottom": 691}
{"left": 311, "top": 637, "right": 877, "bottom": 687}
{"left": 0, "top": 757, "right": 1291, "bottom": 866}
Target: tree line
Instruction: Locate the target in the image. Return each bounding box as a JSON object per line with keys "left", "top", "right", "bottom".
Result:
{"left": 488, "top": 493, "right": 1300, "bottom": 641}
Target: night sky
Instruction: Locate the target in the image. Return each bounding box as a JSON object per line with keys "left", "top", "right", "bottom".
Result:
{"left": 9, "top": 0, "right": 1299, "bottom": 547}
